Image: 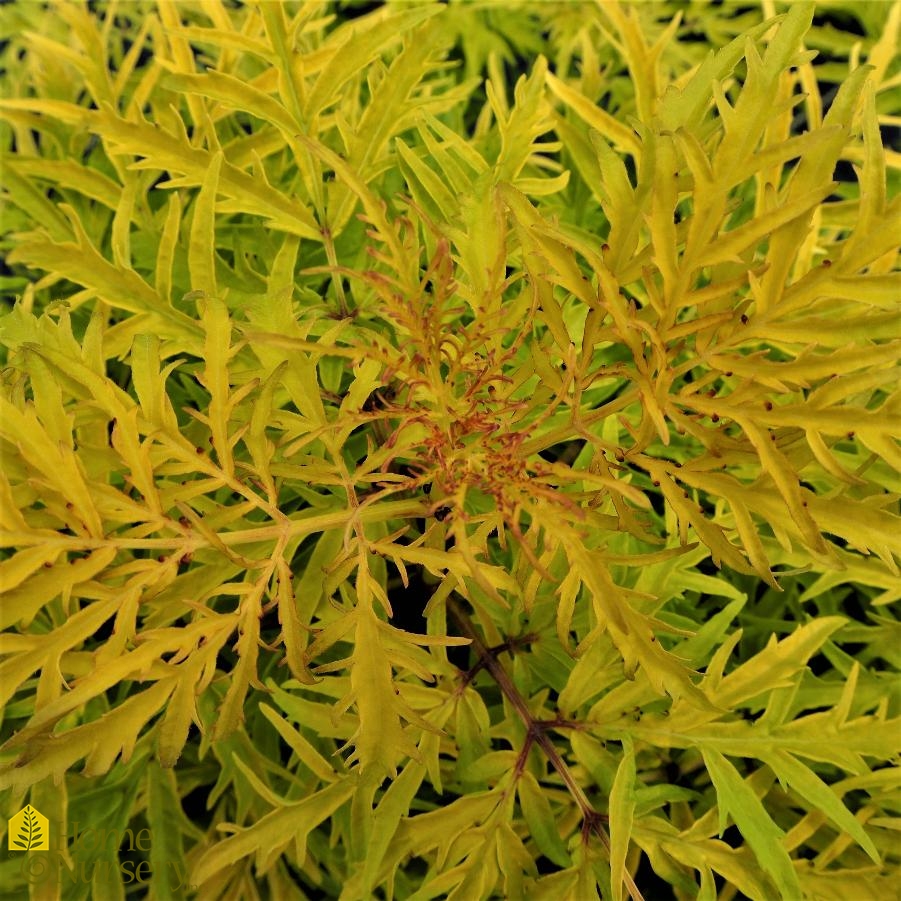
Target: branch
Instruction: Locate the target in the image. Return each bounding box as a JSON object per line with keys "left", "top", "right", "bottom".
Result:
{"left": 447, "top": 595, "right": 646, "bottom": 901}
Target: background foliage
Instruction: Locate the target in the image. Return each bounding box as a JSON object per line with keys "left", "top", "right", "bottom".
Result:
{"left": 0, "top": 1, "right": 899, "bottom": 899}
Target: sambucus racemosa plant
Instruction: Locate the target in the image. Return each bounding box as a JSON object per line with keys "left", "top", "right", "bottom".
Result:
{"left": 0, "top": 1, "right": 899, "bottom": 898}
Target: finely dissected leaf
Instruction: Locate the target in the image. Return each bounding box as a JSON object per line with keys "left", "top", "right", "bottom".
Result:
{"left": 259, "top": 702, "right": 338, "bottom": 782}
{"left": 198, "top": 294, "right": 236, "bottom": 478}
{"left": 189, "top": 152, "right": 222, "bottom": 300}
{"left": 191, "top": 778, "right": 357, "bottom": 886}
{"left": 347, "top": 602, "right": 419, "bottom": 777}
{"left": 0, "top": 545, "right": 63, "bottom": 596}
{"left": 496, "top": 820, "right": 539, "bottom": 898}
{"left": 762, "top": 747, "right": 880, "bottom": 864}
{"left": 146, "top": 762, "right": 191, "bottom": 901}
{"left": 518, "top": 770, "right": 571, "bottom": 868}
{"left": 6, "top": 211, "right": 201, "bottom": 341}
{"left": 304, "top": 6, "right": 441, "bottom": 120}
{"left": 131, "top": 333, "right": 180, "bottom": 432}
{"left": 0, "top": 591, "right": 122, "bottom": 711}
{"left": 0, "top": 395, "right": 105, "bottom": 536}
{"left": 546, "top": 70, "right": 639, "bottom": 155}
{"left": 609, "top": 735, "right": 637, "bottom": 901}
{"left": 655, "top": 831, "right": 771, "bottom": 900}
{"left": 360, "top": 760, "right": 427, "bottom": 894}
{"left": 89, "top": 109, "right": 322, "bottom": 238}
{"left": 19, "top": 619, "right": 228, "bottom": 740}
{"left": 163, "top": 70, "right": 301, "bottom": 137}
{"left": 213, "top": 593, "right": 264, "bottom": 741}
{"left": 158, "top": 642, "right": 223, "bottom": 768}
{"left": 327, "top": 23, "right": 464, "bottom": 232}
{"left": 1, "top": 3, "right": 898, "bottom": 898}
{"left": 706, "top": 617, "right": 846, "bottom": 710}
{"left": 397, "top": 138, "right": 459, "bottom": 222}
{"left": 702, "top": 749, "right": 802, "bottom": 899}
{"left": 0, "top": 680, "right": 175, "bottom": 791}
{"left": 0, "top": 547, "right": 115, "bottom": 631}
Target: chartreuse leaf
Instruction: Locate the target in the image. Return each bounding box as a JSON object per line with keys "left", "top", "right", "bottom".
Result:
{"left": 0, "top": 547, "right": 115, "bottom": 631}
{"left": 24, "top": 634, "right": 186, "bottom": 745}
{"left": 191, "top": 778, "right": 356, "bottom": 886}
{"left": 560, "top": 524, "right": 717, "bottom": 710}
{"left": 22, "top": 348, "right": 70, "bottom": 449}
{"left": 518, "top": 770, "right": 571, "bottom": 868}
{"left": 258, "top": 702, "right": 337, "bottom": 782}
{"left": 213, "top": 589, "right": 264, "bottom": 741}
{"left": 343, "top": 26, "right": 470, "bottom": 233}
{"left": 397, "top": 138, "right": 458, "bottom": 222}
{"left": 656, "top": 830, "right": 770, "bottom": 900}
{"left": 87, "top": 108, "right": 321, "bottom": 238}
{"left": 702, "top": 749, "right": 801, "bottom": 898}
{"left": 131, "top": 333, "right": 180, "bottom": 432}
{"left": 155, "top": 190, "right": 183, "bottom": 304}
{"left": 0, "top": 468, "right": 28, "bottom": 531}
{"left": 0, "top": 680, "right": 175, "bottom": 791}
{"left": 1, "top": 4, "right": 898, "bottom": 899}
{"left": 707, "top": 617, "right": 846, "bottom": 710}
{"left": 163, "top": 69, "right": 301, "bottom": 137}
{"left": 274, "top": 556, "right": 316, "bottom": 684}
{"left": 6, "top": 204, "right": 201, "bottom": 342}
{"left": 0, "top": 395, "right": 105, "bottom": 537}
{"left": 546, "top": 69, "right": 639, "bottom": 155}
{"left": 198, "top": 294, "right": 237, "bottom": 478}
{"left": 609, "top": 735, "right": 637, "bottom": 901}
{"left": 0, "top": 165, "right": 73, "bottom": 239}
{"left": 341, "top": 791, "right": 503, "bottom": 898}
{"left": 762, "top": 748, "right": 880, "bottom": 864}
{"left": 496, "top": 820, "right": 539, "bottom": 898}
{"left": 527, "top": 843, "right": 606, "bottom": 901}
{"left": 347, "top": 599, "right": 419, "bottom": 777}
{"left": 188, "top": 151, "right": 222, "bottom": 299}
{"left": 302, "top": 5, "right": 440, "bottom": 124}
{"left": 0, "top": 545, "right": 63, "bottom": 597}
{"left": 0, "top": 592, "right": 118, "bottom": 712}
{"left": 360, "top": 760, "right": 427, "bottom": 895}
{"left": 159, "top": 634, "right": 231, "bottom": 767}
{"left": 696, "top": 184, "right": 834, "bottom": 269}
{"left": 146, "top": 762, "right": 191, "bottom": 901}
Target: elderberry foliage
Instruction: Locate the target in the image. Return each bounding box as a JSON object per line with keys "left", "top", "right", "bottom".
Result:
{"left": 1, "top": 2, "right": 899, "bottom": 899}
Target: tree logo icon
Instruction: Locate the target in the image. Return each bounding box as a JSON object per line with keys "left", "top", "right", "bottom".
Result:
{"left": 8, "top": 805, "right": 49, "bottom": 851}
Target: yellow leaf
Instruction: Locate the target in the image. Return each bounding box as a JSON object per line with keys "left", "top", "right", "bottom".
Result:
{"left": 738, "top": 419, "right": 827, "bottom": 553}
{"left": 349, "top": 604, "right": 418, "bottom": 777}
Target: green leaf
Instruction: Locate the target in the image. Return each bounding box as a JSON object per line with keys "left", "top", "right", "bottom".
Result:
{"left": 702, "top": 749, "right": 801, "bottom": 899}
{"left": 609, "top": 735, "right": 637, "bottom": 901}
{"left": 518, "top": 771, "right": 571, "bottom": 868}
{"left": 146, "top": 762, "right": 191, "bottom": 901}
{"left": 763, "top": 746, "right": 880, "bottom": 865}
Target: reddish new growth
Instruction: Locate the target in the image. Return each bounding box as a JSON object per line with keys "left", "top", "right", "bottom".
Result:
{"left": 421, "top": 401, "right": 539, "bottom": 522}
{"left": 354, "top": 223, "right": 589, "bottom": 573}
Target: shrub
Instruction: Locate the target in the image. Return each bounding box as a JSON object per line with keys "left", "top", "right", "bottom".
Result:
{"left": 0, "top": 1, "right": 899, "bottom": 898}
